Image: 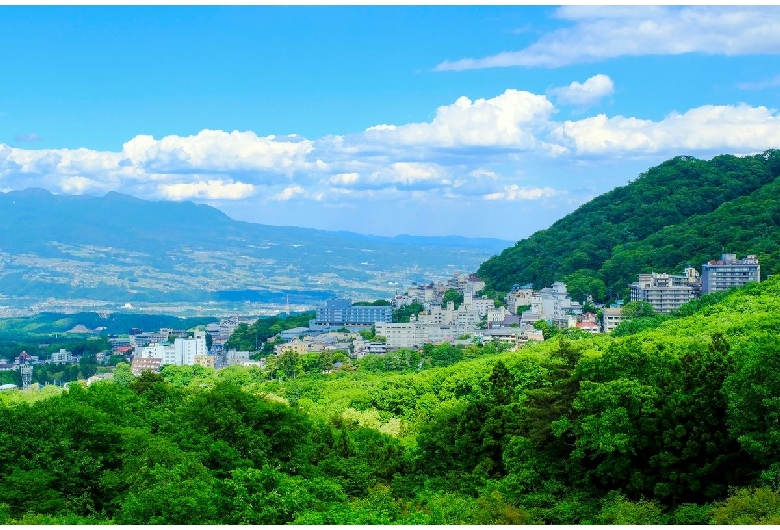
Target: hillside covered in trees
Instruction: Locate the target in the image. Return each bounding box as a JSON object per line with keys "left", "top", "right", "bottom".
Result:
{"left": 477, "top": 149, "right": 780, "bottom": 302}
{"left": 3, "top": 278, "right": 780, "bottom": 523}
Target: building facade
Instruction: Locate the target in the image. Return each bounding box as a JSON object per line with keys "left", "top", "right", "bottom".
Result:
{"left": 311, "top": 298, "right": 393, "bottom": 329}
{"left": 629, "top": 268, "right": 701, "bottom": 313}
{"left": 701, "top": 254, "right": 760, "bottom": 294}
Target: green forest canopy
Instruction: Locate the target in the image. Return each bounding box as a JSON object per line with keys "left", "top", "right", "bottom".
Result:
{"left": 4, "top": 277, "right": 780, "bottom": 523}
{"left": 477, "top": 150, "right": 780, "bottom": 302}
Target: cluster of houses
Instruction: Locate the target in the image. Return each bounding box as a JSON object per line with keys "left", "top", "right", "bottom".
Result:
{"left": 0, "top": 348, "right": 116, "bottom": 391}
{"left": 1, "top": 254, "right": 763, "bottom": 387}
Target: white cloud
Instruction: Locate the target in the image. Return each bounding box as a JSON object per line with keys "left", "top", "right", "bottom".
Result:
{"left": 273, "top": 185, "right": 306, "bottom": 201}
{"left": 435, "top": 6, "right": 780, "bottom": 70}
{"left": 159, "top": 179, "right": 255, "bottom": 200}
{"left": 59, "top": 176, "right": 104, "bottom": 194}
{"left": 550, "top": 104, "right": 780, "bottom": 156}
{"left": 328, "top": 172, "right": 360, "bottom": 185}
{"left": 483, "top": 185, "right": 560, "bottom": 201}
{"left": 362, "top": 90, "right": 557, "bottom": 150}
{"left": 122, "top": 129, "right": 314, "bottom": 176}
{"left": 1, "top": 83, "right": 780, "bottom": 216}
{"left": 550, "top": 74, "right": 614, "bottom": 107}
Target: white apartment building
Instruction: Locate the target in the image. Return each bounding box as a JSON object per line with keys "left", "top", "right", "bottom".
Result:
{"left": 418, "top": 301, "right": 456, "bottom": 326}
{"left": 629, "top": 268, "right": 700, "bottom": 313}
{"left": 487, "top": 306, "right": 509, "bottom": 324}
{"left": 462, "top": 290, "right": 495, "bottom": 317}
{"left": 521, "top": 282, "right": 582, "bottom": 323}
{"left": 454, "top": 305, "right": 481, "bottom": 334}
{"left": 375, "top": 321, "right": 423, "bottom": 349}
{"left": 50, "top": 348, "right": 73, "bottom": 364}
{"left": 175, "top": 333, "right": 208, "bottom": 365}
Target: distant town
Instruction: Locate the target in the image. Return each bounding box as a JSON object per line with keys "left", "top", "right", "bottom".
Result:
{"left": 0, "top": 251, "right": 760, "bottom": 392}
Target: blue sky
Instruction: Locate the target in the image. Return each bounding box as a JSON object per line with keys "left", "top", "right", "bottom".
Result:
{"left": 2, "top": 5, "right": 780, "bottom": 240}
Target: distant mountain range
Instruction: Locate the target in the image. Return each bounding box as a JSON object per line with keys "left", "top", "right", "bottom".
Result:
{"left": 478, "top": 149, "right": 780, "bottom": 302}
{"left": 0, "top": 188, "right": 511, "bottom": 311}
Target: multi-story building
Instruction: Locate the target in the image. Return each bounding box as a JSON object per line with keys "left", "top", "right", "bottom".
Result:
{"left": 131, "top": 357, "right": 162, "bottom": 375}
{"left": 701, "top": 254, "right": 760, "bottom": 294}
{"left": 129, "top": 330, "right": 172, "bottom": 349}
{"left": 418, "top": 301, "right": 456, "bottom": 326}
{"left": 194, "top": 355, "right": 215, "bottom": 369}
{"left": 224, "top": 349, "right": 251, "bottom": 366}
{"left": 629, "top": 267, "right": 701, "bottom": 313}
{"left": 520, "top": 282, "right": 582, "bottom": 323}
{"left": 462, "top": 291, "right": 495, "bottom": 317}
{"left": 175, "top": 332, "right": 209, "bottom": 365}
{"left": 219, "top": 316, "right": 258, "bottom": 338}
{"left": 375, "top": 321, "right": 423, "bottom": 349}
{"left": 50, "top": 348, "right": 73, "bottom": 364}
{"left": 601, "top": 307, "right": 625, "bottom": 333}
{"left": 275, "top": 339, "right": 308, "bottom": 355}
{"left": 310, "top": 298, "right": 393, "bottom": 330}
{"left": 135, "top": 332, "right": 208, "bottom": 367}
{"left": 447, "top": 273, "right": 485, "bottom": 296}
{"left": 487, "top": 306, "right": 509, "bottom": 325}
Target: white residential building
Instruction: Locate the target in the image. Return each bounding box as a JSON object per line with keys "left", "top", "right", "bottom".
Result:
{"left": 159, "top": 332, "right": 209, "bottom": 366}
{"left": 487, "top": 306, "right": 509, "bottom": 324}
{"left": 417, "top": 301, "right": 456, "bottom": 326}
{"left": 50, "top": 348, "right": 73, "bottom": 364}
{"left": 521, "top": 282, "right": 582, "bottom": 323}
{"left": 629, "top": 268, "right": 701, "bottom": 313}
{"left": 454, "top": 305, "right": 481, "bottom": 334}
{"left": 375, "top": 321, "right": 424, "bottom": 349}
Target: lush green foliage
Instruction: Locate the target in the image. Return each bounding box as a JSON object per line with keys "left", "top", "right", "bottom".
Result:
{"left": 392, "top": 302, "right": 424, "bottom": 323}
{"left": 352, "top": 299, "right": 392, "bottom": 306}
{"left": 5, "top": 277, "right": 780, "bottom": 523}
{"left": 478, "top": 150, "right": 780, "bottom": 302}
{"left": 0, "top": 312, "right": 216, "bottom": 337}
{"left": 225, "top": 311, "right": 315, "bottom": 351}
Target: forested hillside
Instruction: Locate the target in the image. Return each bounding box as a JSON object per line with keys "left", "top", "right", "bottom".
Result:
{"left": 4, "top": 278, "right": 780, "bottom": 523}
{"left": 477, "top": 150, "right": 780, "bottom": 301}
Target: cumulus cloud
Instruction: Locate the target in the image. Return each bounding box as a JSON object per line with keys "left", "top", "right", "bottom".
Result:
{"left": 435, "top": 6, "right": 780, "bottom": 70}
{"left": 59, "top": 176, "right": 105, "bottom": 194}
{"left": 328, "top": 172, "right": 360, "bottom": 185}
{"left": 550, "top": 104, "right": 780, "bottom": 156}
{"left": 121, "top": 129, "right": 315, "bottom": 176}
{"left": 483, "top": 185, "right": 561, "bottom": 201}
{"left": 159, "top": 179, "right": 255, "bottom": 200}
{"left": 0, "top": 82, "right": 779, "bottom": 212}
{"left": 273, "top": 185, "right": 307, "bottom": 201}
{"left": 550, "top": 74, "right": 614, "bottom": 107}
{"left": 363, "top": 89, "right": 557, "bottom": 151}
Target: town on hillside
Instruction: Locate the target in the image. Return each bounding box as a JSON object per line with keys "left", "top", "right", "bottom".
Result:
{"left": 0, "top": 253, "right": 761, "bottom": 389}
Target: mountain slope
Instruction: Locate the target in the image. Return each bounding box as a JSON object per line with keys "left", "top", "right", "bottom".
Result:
{"left": 0, "top": 189, "right": 511, "bottom": 309}
{"left": 477, "top": 150, "right": 780, "bottom": 300}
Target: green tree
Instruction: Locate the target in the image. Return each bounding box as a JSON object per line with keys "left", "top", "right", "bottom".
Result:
{"left": 112, "top": 362, "right": 134, "bottom": 387}
{"left": 441, "top": 289, "right": 464, "bottom": 309}
{"left": 393, "top": 302, "right": 424, "bottom": 323}
{"left": 621, "top": 300, "right": 655, "bottom": 319}
{"left": 277, "top": 350, "right": 301, "bottom": 380}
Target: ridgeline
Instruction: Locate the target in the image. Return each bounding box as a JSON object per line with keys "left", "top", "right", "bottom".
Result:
{"left": 477, "top": 150, "right": 780, "bottom": 301}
